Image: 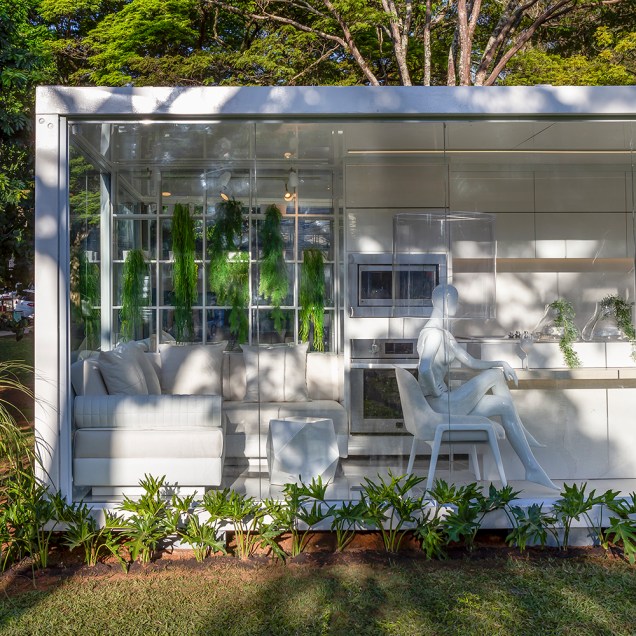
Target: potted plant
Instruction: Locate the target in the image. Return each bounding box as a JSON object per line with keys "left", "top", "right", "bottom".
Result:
{"left": 299, "top": 248, "right": 325, "bottom": 352}
{"left": 208, "top": 198, "right": 248, "bottom": 343}
{"left": 583, "top": 294, "right": 636, "bottom": 361}
{"left": 171, "top": 203, "right": 198, "bottom": 342}
{"left": 534, "top": 298, "right": 580, "bottom": 368}
{"left": 120, "top": 248, "right": 148, "bottom": 342}
{"left": 258, "top": 204, "right": 288, "bottom": 334}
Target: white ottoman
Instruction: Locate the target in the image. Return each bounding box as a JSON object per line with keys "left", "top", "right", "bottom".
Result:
{"left": 267, "top": 417, "right": 339, "bottom": 485}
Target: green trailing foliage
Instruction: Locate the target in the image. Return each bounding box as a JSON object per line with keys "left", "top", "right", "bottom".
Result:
{"left": 600, "top": 294, "right": 636, "bottom": 361}
{"left": 549, "top": 298, "right": 581, "bottom": 368}
{"left": 258, "top": 204, "right": 288, "bottom": 333}
{"left": 119, "top": 248, "right": 147, "bottom": 342}
{"left": 208, "top": 198, "right": 248, "bottom": 342}
{"left": 299, "top": 248, "right": 325, "bottom": 352}
{"left": 172, "top": 204, "right": 198, "bottom": 342}
{"left": 76, "top": 250, "right": 100, "bottom": 349}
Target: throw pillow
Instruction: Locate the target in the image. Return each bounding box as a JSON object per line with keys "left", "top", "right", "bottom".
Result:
{"left": 242, "top": 342, "right": 310, "bottom": 402}
{"left": 126, "top": 344, "right": 162, "bottom": 395}
{"left": 97, "top": 349, "right": 149, "bottom": 395}
{"left": 159, "top": 342, "right": 227, "bottom": 395}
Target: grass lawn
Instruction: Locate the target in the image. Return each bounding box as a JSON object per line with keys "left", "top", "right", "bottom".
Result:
{"left": 0, "top": 554, "right": 635, "bottom": 636}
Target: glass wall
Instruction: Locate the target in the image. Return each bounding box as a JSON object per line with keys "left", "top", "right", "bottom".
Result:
{"left": 68, "top": 116, "right": 636, "bottom": 502}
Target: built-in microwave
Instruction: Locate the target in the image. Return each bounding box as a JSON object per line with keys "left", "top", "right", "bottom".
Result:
{"left": 348, "top": 252, "right": 447, "bottom": 318}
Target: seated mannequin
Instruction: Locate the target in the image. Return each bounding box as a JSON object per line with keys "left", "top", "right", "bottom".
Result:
{"left": 417, "top": 284, "right": 557, "bottom": 490}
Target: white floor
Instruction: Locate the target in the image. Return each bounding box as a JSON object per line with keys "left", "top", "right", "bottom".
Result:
{"left": 221, "top": 455, "right": 636, "bottom": 519}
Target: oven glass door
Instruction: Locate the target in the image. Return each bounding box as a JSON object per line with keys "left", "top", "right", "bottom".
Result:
{"left": 358, "top": 264, "right": 437, "bottom": 307}
{"left": 351, "top": 367, "right": 418, "bottom": 434}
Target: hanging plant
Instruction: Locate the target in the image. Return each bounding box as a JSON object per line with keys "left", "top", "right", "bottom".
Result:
{"left": 258, "top": 204, "right": 288, "bottom": 333}
{"left": 600, "top": 294, "right": 636, "bottom": 361}
{"left": 208, "top": 198, "right": 249, "bottom": 342}
{"left": 120, "top": 249, "right": 147, "bottom": 342}
{"left": 172, "top": 203, "right": 198, "bottom": 342}
{"left": 548, "top": 298, "right": 580, "bottom": 369}
{"left": 77, "top": 251, "right": 100, "bottom": 349}
{"left": 299, "top": 248, "right": 325, "bottom": 352}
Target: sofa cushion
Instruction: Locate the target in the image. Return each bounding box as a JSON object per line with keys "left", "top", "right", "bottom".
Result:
{"left": 159, "top": 342, "right": 226, "bottom": 395}
{"left": 71, "top": 358, "right": 109, "bottom": 397}
{"left": 122, "top": 343, "right": 162, "bottom": 395}
{"left": 306, "top": 353, "right": 343, "bottom": 401}
{"left": 74, "top": 428, "right": 224, "bottom": 459}
{"left": 242, "top": 343, "right": 309, "bottom": 402}
{"left": 98, "top": 349, "right": 148, "bottom": 395}
{"left": 74, "top": 394, "right": 223, "bottom": 429}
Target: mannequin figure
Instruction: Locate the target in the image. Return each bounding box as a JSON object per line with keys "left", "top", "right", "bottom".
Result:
{"left": 417, "top": 284, "right": 557, "bottom": 490}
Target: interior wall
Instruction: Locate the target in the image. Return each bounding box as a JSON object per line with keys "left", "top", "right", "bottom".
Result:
{"left": 344, "top": 158, "right": 635, "bottom": 340}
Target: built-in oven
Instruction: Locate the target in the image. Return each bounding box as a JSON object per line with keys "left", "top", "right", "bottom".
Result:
{"left": 348, "top": 253, "right": 447, "bottom": 318}
{"left": 350, "top": 339, "right": 419, "bottom": 434}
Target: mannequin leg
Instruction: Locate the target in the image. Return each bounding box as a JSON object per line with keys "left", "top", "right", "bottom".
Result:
{"left": 470, "top": 395, "right": 557, "bottom": 490}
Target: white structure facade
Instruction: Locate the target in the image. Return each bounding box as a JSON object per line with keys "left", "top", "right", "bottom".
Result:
{"left": 35, "top": 86, "right": 636, "bottom": 505}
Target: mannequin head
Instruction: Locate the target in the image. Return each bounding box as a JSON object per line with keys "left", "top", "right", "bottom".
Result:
{"left": 431, "top": 284, "right": 458, "bottom": 317}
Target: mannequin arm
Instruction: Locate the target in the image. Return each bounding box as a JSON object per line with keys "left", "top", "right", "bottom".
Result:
{"left": 453, "top": 346, "right": 519, "bottom": 386}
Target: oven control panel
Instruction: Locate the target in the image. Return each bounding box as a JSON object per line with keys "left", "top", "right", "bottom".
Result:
{"left": 350, "top": 338, "right": 419, "bottom": 361}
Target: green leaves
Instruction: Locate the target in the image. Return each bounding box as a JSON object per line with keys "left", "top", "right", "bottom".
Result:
{"left": 360, "top": 470, "right": 426, "bottom": 553}
{"left": 549, "top": 298, "right": 581, "bottom": 369}
{"left": 258, "top": 204, "right": 289, "bottom": 333}
{"left": 172, "top": 203, "right": 198, "bottom": 342}
{"left": 299, "top": 248, "right": 326, "bottom": 352}
{"left": 208, "top": 198, "right": 248, "bottom": 342}
{"left": 119, "top": 248, "right": 148, "bottom": 342}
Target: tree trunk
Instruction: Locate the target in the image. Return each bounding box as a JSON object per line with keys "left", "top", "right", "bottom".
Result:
{"left": 456, "top": 0, "right": 472, "bottom": 85}
{"left": 423, "top": 0, "right": 432, "bottom": 85}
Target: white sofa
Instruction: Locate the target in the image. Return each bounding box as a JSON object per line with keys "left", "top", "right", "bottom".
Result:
{"left": 71, "top": 342, "right": 347, "bottom": 494}
{"left": 221, "top": 349, "right": 348, "bottom": 459}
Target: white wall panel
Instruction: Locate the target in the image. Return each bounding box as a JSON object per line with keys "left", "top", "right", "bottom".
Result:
{"left": 450, "top": 171, "right": 534, "bottom": 213}
{"left": 535, "top": 174, "right": 626, "bottom": 213}
{"left": 345, "top": 164, "right": 446, "bottom": 208}
{"left": 493, "top": 212, "right": 536, "bottom": 258}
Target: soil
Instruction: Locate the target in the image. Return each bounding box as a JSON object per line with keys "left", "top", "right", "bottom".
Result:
{"left": 0, "top": 530, "right": 616, "bottom": 598}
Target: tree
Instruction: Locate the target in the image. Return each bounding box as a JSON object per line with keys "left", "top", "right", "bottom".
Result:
{"left": 38, "top": 0, "right": 359, "bottom": 86}
{"left": 205, "top": 0, "right": 629, "bottom": 86}
{"left": 0, "top": 0, "right": 54, "bottom": 288}
{"left": 503, "top": 1, "right": 635, "bottom": 85}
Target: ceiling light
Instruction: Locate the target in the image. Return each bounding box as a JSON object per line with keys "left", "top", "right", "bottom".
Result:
{"left": 162, "top": 191, "right": 171, "bottom": 197}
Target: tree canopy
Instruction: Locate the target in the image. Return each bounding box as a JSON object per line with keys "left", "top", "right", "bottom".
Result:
{"left": 37, "top": 0, "right": 634, "bottom": 87}
{"left": 0, "top": 0, "right": 633, "bottom": 288}
{"left": 0, "top": 0, "right": 53, "bottom": 288}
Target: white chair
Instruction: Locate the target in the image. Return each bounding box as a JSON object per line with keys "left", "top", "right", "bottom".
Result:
{"left": 395, "top": 367, "right": 507, "bottom": 491}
